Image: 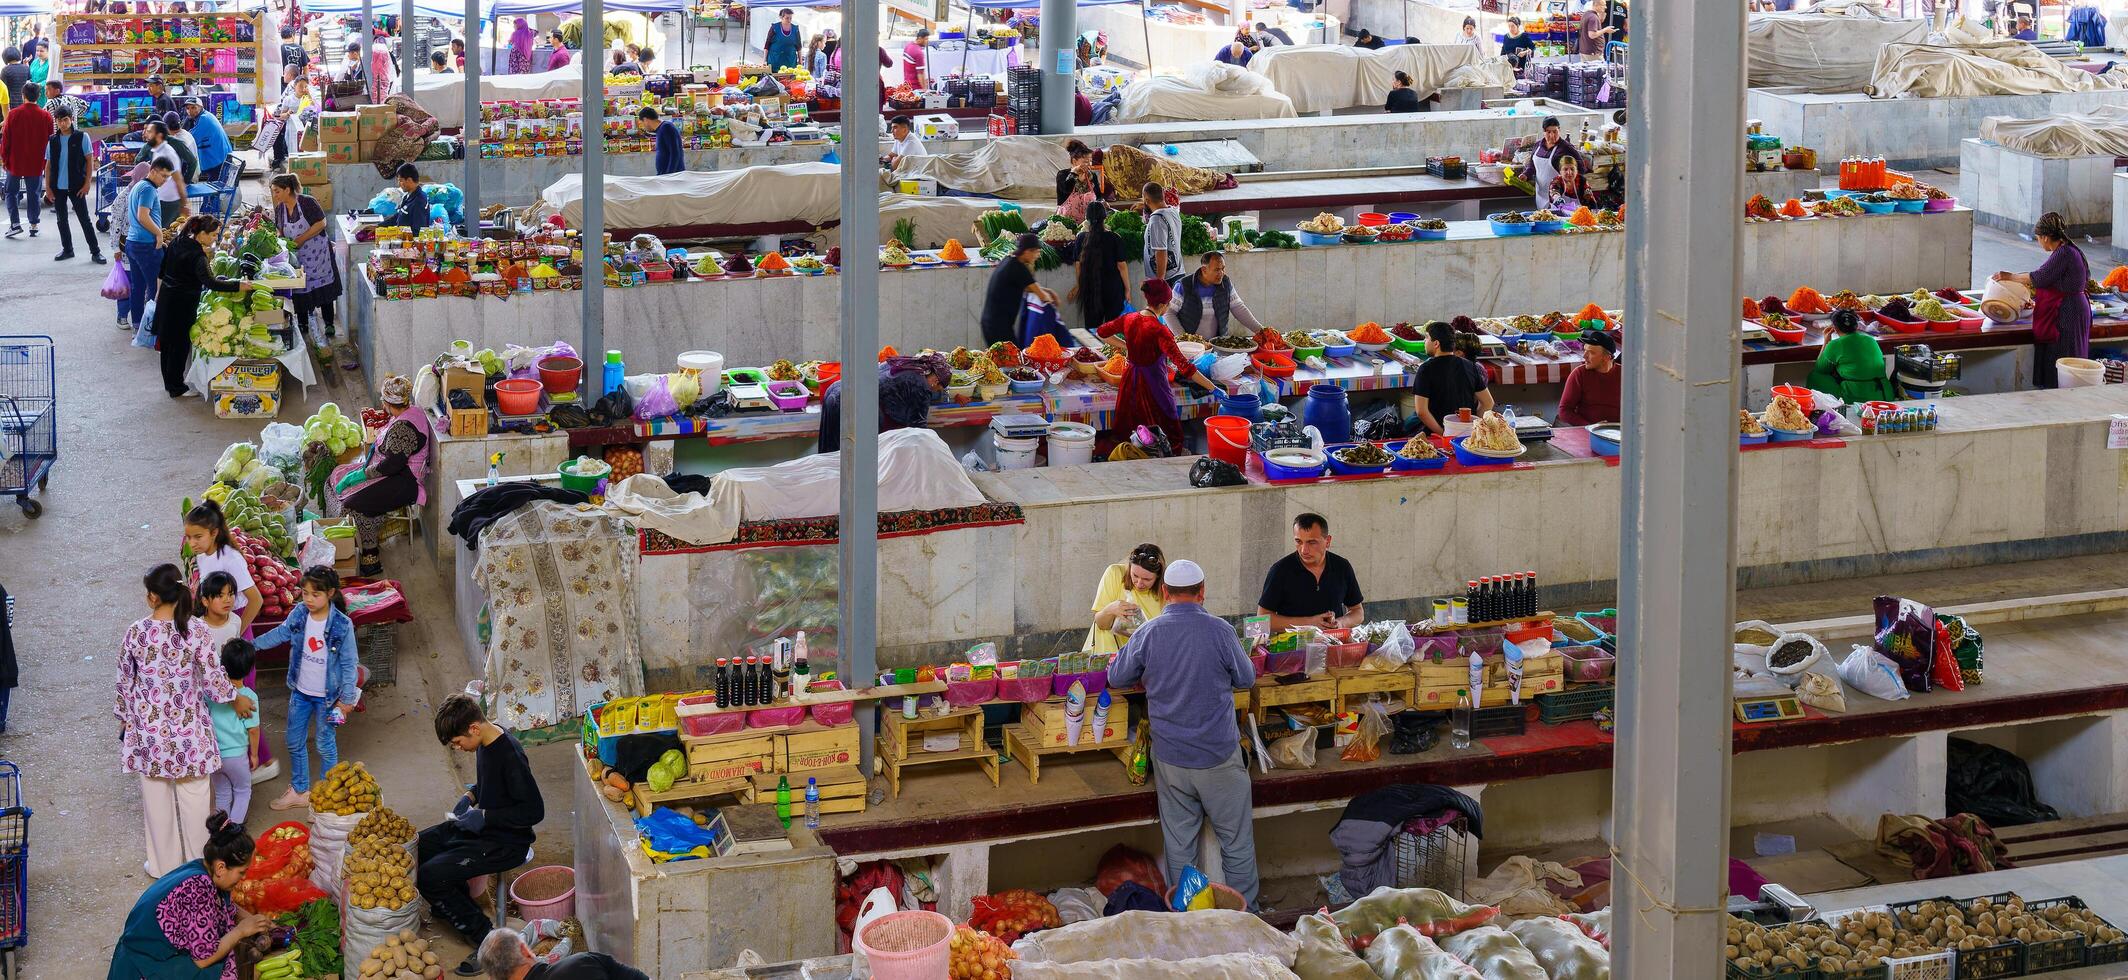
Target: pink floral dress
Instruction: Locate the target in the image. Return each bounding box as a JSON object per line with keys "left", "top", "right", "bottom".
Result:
{"left": 157, "top": 873, "right": 241, "bottom": 979}
{"left": 115, "top": 618, "right": 237, "bottom": 780}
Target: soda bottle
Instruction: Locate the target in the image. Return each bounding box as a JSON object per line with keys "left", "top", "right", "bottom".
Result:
{"left": 1452, "top": 690, "right": 1473, "bottom": 749}
{"left": 775, "top": 775, "right": 792, "bottom": 828}
{"left": 1463, "top": 580, "right": 1479, "bottom": 623}
{"left": 714, "top": 658, "right": 730, "bottom": 707}
{"left": 792, "top": 631, "right": 811, "bottom": 697}
{"left": 804, "top": 778, "right": 821, "bottom": 829}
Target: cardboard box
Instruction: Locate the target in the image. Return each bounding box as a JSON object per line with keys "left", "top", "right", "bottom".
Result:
{"left": 357, "top": 110, "right": 393, "bottom": 142}
{"left": 778, "top": 727, "right": 860, "bottom": 773}
{"left": 322, "top": 141, "right": 362, "bottom": 165}
{"left": 249, "top": 307, "right": 286, "bottom": 327}
{"left": 359, "top": 139, "right": 380, "bottom": 162}
{"left": 318, "top": 111, "right": 359, "bottom": 143}
{"left": 289, "top": 152, "right": 329, "bottom": 185}
{"left": 212, "top": 388, "right": 280, "bottom": 419}
{"left": 209, "top": 360, "right": 281, "bottom": 393}
{"left": 309, "top": 183, "right": 334, "bottom": 211}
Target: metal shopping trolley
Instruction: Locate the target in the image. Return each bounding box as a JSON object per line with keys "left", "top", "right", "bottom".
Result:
{"left": 0, "top": 760, "right": 29, "bottom": 979}
{"left": 0, "top": 337, "right": 56, "bottom": 518}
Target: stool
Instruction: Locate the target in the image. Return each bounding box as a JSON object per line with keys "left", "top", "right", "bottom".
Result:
{"left": 468, "top": 845, "right": 537, "bottom": 928}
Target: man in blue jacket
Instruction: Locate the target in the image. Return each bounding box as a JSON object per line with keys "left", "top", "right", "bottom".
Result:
{"left": 1106, "top": 558, "right": 1261, "bottom": 909}
{"left": 182, "top": 99, "right": 231, "bottom": 185}
{"left": 638, "top": 106, "right": 683, "bottom": 176}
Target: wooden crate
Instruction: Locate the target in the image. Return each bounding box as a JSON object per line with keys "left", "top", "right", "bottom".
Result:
{"left": 746, "top": 765, "right": 869, "bottom": 814}
{"left": 1020, "top": 697, "right": 1131, "bottom": 748}
{"left": 1003, "top": 722, "right": 1131, "bottom": 784}
{"left": 686, "top": 730, "right": 778, "bottom": 767}
{"left": 1334, "top": 668, "right": 1415, "bottom": 706}
{"left": 779, "top": 726, "right": 861, "bottom": 774}
{"left": 636, "top": 773, "right": 752, "bottom": 808}
{"left": 1253, "top": 677, "right": 1338, "bottom": 724}
{"left": 690, "top": 755, "right": 772, "bottom": 785}
{"left": 1414, "top": 683, "right": 1516, "bottom": 710}
{"left": 1417, "top": 659, "right": 1490, "bottom": 688}
{"left": 877, "top": 708, "right": 997, "bottom": 799}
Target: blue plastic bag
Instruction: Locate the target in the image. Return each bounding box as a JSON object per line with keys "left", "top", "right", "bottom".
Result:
{"left": 1169, "top": 865, "right": 1211, "bottom": 911}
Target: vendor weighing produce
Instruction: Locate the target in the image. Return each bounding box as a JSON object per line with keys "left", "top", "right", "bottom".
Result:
{"left": 1172, "top": 252, "right": 1268, "bottom": 338}
{"left": 1095, "top": 278, "right": 1219, "bottom": 453}
{"left": 1555, "top": 330, "right": 1622, "bottom": 426}
{"left": 1105, "top": 558, "right": 1261, "bottom": 911}
{"left": 1257, "top": 513, "right": 1366, "bottom": 631}
{"left": 1807, "top": 310, "right": 1897, "bottom": 402}
{"left": 1413, "top": 321, "right": 1495, "bottom": 436}
{"left": 1086, "top": 543, "right": 1167, "bottom": 654}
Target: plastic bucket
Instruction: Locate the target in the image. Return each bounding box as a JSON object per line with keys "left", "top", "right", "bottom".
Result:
{"left": 536, "top": 355, "right": 582, "bottom": 394}
{"left": 1047, "top": 422, "right": 1095, "bottom": 466}
{"left": 994, "top": 433, "right": 1041, "bottom": 469}
{"left": 1205, "top": 415, "right": 1251, "bottom": 467}
{"left": 508, "top": 865, "right": 576, "bottom": 921}
{"left": 2058, "top": 358, "right": 2105, "bottom": 388}
{"left": 854, "top": 910, "right": 954, "bottom": 980}
{"left": 1216, "top": 390, "right": 1260, "bottom": 423}
{"left": 494, "top": 378, "right": 542, "bottom": 415}
{"left": 559, "top": 458, "right": 610, "bottom": 494}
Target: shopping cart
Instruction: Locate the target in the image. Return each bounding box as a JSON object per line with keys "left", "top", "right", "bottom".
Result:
{"left": 0, "top": 337, "right": 56, "bottom": 518}
{"left": 0, "top": 760, "right": 29, "bottom": 979}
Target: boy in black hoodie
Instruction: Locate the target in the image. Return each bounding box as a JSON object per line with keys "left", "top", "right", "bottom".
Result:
{"left": 422, "top": 693, "right": 545, "bottom": 977}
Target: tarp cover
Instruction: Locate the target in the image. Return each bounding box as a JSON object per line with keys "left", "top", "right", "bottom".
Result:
{"left": 1119, "top": 62, "right": 1297, "bottom": 124}
{"left": 1247, "top": 43, "right": 1489, "bottom": 115}
{"left": 824, "top": 195, "right": 1057, "bottom": 250}
{"left": 1746, "top": 10, "right": 1928, "bottom": 93}
{"left": 413, "top": 62, "right": 583, "bottom": 130}
{"left": 709, "top": 427, "right": 987, "bottom": 522}
{"left": 1981, "top": 106, "right": 2128, "bottom": 157}
{"left": 1867, "top": 40, "right": 2128, "bottom": 98}
{"left": 892, "top": 135, "right": 1069, "bottom": 198}
{"left": 541, "top": 162, "right": 843, "bottom": 228}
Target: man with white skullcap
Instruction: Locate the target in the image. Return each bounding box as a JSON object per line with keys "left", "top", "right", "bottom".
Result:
{"left": 1106, "top": 558, "right": 1261, "bottom": 908}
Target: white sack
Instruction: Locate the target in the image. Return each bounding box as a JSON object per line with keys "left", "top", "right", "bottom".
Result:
{"left": 709, "top": 427, "right": 986, "bottom": 523}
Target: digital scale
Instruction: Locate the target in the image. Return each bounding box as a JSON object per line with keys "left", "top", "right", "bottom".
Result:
{"left": 1727, "top": 884, "right": 1815, "bottom": 926}
{"left": 1734, "top": 677, "right": 1804, "bottom": 724}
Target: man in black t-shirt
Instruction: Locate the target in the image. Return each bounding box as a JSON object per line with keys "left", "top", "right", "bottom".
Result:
{"left": 978, "top": 232, "right": 1060, "bottom": 347}
{"left": 1257, "top": 513, "right": 1366, "bottom": 632}
{"left": 1413, "top": 320, "right": 1494, "bottom": 435}
{"left": 424, "top": 694, "right": 545, "bottom": 977}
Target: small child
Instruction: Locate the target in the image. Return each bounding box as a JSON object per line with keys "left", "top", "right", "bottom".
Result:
{"left": 197, "top": 571, "right": 244, "bottom": 651}
{"left": 251, "top": 566, "right": 359, "bottom": 812}
{"left": 207, "top": 639, "right": 261, "bottom": 824}
{"left": 184, "top": 500, "right": 264, "bottom": 635}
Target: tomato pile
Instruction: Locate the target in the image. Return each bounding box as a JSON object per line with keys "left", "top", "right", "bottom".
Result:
{"left": 967, "top": 889, "right": 1060, "bottom": 944}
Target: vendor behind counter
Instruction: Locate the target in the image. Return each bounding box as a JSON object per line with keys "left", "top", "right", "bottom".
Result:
{"left": 1257, "top": 512, "right": 1365, "bottom": 632}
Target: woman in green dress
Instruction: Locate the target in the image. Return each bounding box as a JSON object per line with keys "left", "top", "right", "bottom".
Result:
{"left": 1807, "top": 310, "right": 1897, "bottom": 402}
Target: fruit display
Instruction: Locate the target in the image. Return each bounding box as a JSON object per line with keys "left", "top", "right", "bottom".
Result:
{"left": 947, "top": 926, "right": 1017, "bottom": 980}
{"left": 356, "top": 930, "right": 442, "bottom": 979}
{"left": 312, "top": 761, "right": 380, "bottom": 815}
{"left": 254, "top": 947, "right": 304, "bottom": 980}
{"left": 304, "top": 404, "right": 364, "bottom": 456}
{"left": 968, "top": 889, "right": 1060, "bottom": 944}
{"left": 603, "top": 446, "right": 645, "bottom": 481}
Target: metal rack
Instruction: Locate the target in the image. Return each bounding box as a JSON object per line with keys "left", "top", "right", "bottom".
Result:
{"left": 1392, "top": 812, "right": 1472, "bottom": 898}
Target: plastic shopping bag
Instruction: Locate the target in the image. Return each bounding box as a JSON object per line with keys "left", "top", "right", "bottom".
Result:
{"left": 1838, "top": 645, "right": 1911, "bottom": 702}
{"left": 100, "top": 257, "right": 130, "bottom": 299}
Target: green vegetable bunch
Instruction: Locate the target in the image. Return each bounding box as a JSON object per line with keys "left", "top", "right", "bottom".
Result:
{"left": 274, "top": 898, "right": 344, "bottom": 977}
{"left": 1179, "top": 215, "right": 1215, "bottom": 258}
{"left": 238, "top": 227, "right": 289, "bottom": 263}
{"left": 1105, "top": 209, "right": 1145, "bottom": 263}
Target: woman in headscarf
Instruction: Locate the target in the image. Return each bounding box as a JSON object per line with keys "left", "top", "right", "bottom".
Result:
{"left": 332, "top": 374, "right": 432, "bottom": 575}
{"left": 1991, "top": 211, "right": 2092, "bottom": 389}
{"left": 507, "top": 17, "right": 537, "bottom": 74}
{"left": 1095, "top": 278, "right": 1217, "bottom": 454}
{"left": 1807, "top": 310, "right": 1898, "bottom": 403}
{"left": 815, "top": 354, "right": 952, "bottom": 455}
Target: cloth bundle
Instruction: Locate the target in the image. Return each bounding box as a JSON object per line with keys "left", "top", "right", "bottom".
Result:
{"left": 1981, "top": 105, "right": 2128, "bottom": 158}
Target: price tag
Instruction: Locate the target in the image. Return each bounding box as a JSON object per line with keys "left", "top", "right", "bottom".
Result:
{"left": 1057, "top": 49, "right": 1073, "bottom": 75}
{"left": 2109, "top": 414, "right": 2128, "bottom": 450}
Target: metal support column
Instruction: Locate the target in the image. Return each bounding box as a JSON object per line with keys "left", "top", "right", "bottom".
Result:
{"left": 401, "top": 0, "right": 415, "bottom": 92}
{"left": 581, "top": 0, "right": 605, "bottom": 380}
{"left": 1610, "top": 0, "right": 1747, "bottom": 975}
{"left": 461, "top": 0, "right": 480, "bottom": 235}
{"left": 1038, "top": 0, "right": 1075, "bottom": 133}
{"left": 359, "top": 0, "right": 373, "bottom": 84}
{"left": 838, "top": 0, "right": 881, "bottom": 776}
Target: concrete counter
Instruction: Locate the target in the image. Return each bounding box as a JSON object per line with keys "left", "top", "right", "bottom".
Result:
{"left": 351, "top": 209, "right": 1971, "bottom": 397}
{"left": 1749, "top": 86, "right": 2128, "bottom": 172}
{"left": 1959, "top": 138, "right": 2119, "bottom": 238}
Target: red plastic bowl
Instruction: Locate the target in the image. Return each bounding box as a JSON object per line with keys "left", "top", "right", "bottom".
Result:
{"left": 1252, "top": 351, "right": 1296, "bottom": 377}
{"left": 1764, "top": 323, "right": 1806, "bottom": 344}
{"left": 1870, "top": 312, "right": 1929, "bottom": 334}
{"left": 494, "top": 378, "right": 542, "bottom": 415}
{"left": 1771, "top": 384, "right": 1813, "bottom": 403}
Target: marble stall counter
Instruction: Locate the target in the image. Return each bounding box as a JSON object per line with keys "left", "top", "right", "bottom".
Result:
{"left": 324, "top": 141, "right": 833, "bottom": 210}
{"left": 1959, "top": 138, "right": 2119, "bottom": 238}
{"left": 1750, "top": 86, "right": 2128, "bottom": 172}
{"left": 350, "top": 210, "right": 1971, "bottom": 395}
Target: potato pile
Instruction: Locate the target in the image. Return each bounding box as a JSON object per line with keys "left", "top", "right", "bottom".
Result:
{"left": 1726, "top": 910, "right": 1935, "bottom": 976}
{"left": 357, "top": 930, "right": 442, "bottom": 980}
{"left": 2036, "top": 901, "right": 2127, "bottom": 945}
{"left": 313, "top": 761, "right": 381, "bottom": 815}
{"left": 1909, "top": 895, "right": 2067, "bottom": 950}
{"left": 1724, "top": 915, "right": 1816, "bottom": 975}
{"left": 346, "top": 808, "right": 416, "bottom": 911}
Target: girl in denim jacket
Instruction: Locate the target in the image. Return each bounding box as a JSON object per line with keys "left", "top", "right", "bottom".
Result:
{"left": 250, "top": 566, "right": 359, "bottom": 811}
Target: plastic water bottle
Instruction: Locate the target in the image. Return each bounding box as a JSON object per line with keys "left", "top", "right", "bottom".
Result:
{"left": 775, "top": 775, "right": 792, "bottom": 828}
{"left": 803, "top": 778, "right": 821, "bottom": 829}
{"left": 601, "top": 349, "right": 625, "bottom": 396}
{"left": 1452, "top": 690, "right": 1473, "bottom": 749}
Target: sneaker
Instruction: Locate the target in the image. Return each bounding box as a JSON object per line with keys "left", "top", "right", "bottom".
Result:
{"left": 3, "top": 226, "right": 19, "bottom": 239}
{"left": 27, "top": 226, "right": 36, "bottom": 237}
{"left": 52, "top": 251, "right": 71, "bottom": 261}
{"left": 249, "top": 758, "right": 280, "bottom": 784}
{"left": 267, "top": 788, "right": 309, "bottom": 811}
{"left": 118, "top": 315, "right": 131, "bottom": 330}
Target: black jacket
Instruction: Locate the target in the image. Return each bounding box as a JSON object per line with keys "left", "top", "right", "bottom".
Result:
{"left": 1385, "top": 87, "right": 1423, "bottom": 113}
{"left": 0, "top": 582, "right": 16, "bottom": 691}
{"left": 158, "top": 235, "right": 243, "bottom": 294}
{"left": 447, "top": 483, "right": 590, "bottom": 549}
{"left": 44, "top": 129, "right": 89, "bottom": 193}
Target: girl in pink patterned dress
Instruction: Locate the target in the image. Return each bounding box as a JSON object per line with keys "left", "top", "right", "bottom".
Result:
{"left": 118, "top": 564, "right": 239, "bottom": 878}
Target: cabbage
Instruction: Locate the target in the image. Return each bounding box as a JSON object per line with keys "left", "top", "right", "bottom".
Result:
{"left": 214, "top": 442, "right": 258, "bottom": 483}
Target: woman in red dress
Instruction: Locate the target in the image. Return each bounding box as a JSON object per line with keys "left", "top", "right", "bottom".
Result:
{"left": 1095, "top": 278, "right": 1217, "bottom": 454}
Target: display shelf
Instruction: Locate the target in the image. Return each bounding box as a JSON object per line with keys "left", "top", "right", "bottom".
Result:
{"left": 674, "top": 680, "right": 945, "bottom": 718}
{"left": 1413, "top": 611, "right": 1556, "bottom": 635}
{"left": 58, "top": 11, "right": 266, "bottom": 100}
{"left": 62, "top": 42, "right": 263, "bottom": 50}
{"left": 1002, "top": 723, "right": 1131, "bottom": 785}
{"left": 878, "top": 708, "right": 996, "bottom": 799}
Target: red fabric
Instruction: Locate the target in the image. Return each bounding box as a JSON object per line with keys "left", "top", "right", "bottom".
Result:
{"left": 2031, "top": 287, "right": 2064, "bottom": 345}
{"left": 1, "top": 103, "right": 51, "bottom": 177}
{"left": 1097, "top": 311, "right": 1194, "bottom": 450}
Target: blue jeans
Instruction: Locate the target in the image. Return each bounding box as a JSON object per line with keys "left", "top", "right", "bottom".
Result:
{"left": 122, "top": 239, "right": 162, "bottom": 329}
{"left": 286, "top": 691, "right": 340, "bottom": 793}
{"left": 4, "top": 174, "right": 39, "bottom": 228}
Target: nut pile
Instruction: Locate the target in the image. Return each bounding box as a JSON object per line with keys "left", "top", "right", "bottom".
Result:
{"left": 312, "top": 761, "right": 380, "bottom": 815}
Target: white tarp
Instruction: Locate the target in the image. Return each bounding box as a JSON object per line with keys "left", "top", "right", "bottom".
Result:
{"left": 1247, "top": 43, "right": 1488, "bottom": 115}
{"left": 710, "top": 427, "right": 987, "bottom": 522}
{"left": 1746, "top": 10, "right": 1928, "bottom": 93}
{"left": 541, "top": 162, "right": 843, "bottom": 228}
{"left": 1867, "top": 40, "right": 2128, "bottom": 98}
{"left": 891, "top": 135, "right": 1069, "bottom": 198}
{"left": 1119, "top": 63, "right": 1297, "bottom": 124}
{"left": 829, "top": 195, "right": 1057, "bottom": 250}
{"left": 413, "top": 62, "right": 583, "bottom": 130}
{"left": 1980, "top": 106, "right": 2128, "bottom": 157}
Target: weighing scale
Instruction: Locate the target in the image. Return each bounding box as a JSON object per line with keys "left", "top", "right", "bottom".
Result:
{"left": 990, "top": 413, "right": 1051, "bottom": 441}
{"left": 1733, "top": 677, "right": 1804, "bottom": 724}
{"left": 1727, "top": 884, "right": 1815, "bottom": 926}
{"left": 726, "top": 382, "right": 772, "bottom": 411}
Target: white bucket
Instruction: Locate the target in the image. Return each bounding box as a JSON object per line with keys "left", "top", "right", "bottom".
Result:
{"left": 1978, "top": 278, "right": 2033, "bottom": 323}
{"left": 677, "top": 350, "right": 725, "bottom": 394}
{"left": 995, "top": 433, "right": 1042, "bottom": 469}
{"left": 1047, "top": 422, "right": 1096, "bottom": 466}
{"left": 2059, "top": 357, "right": 2106, "bottom": 388}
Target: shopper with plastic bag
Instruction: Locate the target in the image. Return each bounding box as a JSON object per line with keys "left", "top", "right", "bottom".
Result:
{"left": 1105, "top": 558, "right": 1262, "bottom": 910}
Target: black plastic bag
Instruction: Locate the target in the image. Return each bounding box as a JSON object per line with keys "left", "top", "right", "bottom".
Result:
{"left": 547, "top": 404, "right": 592, "bottom": 429}
{"left": 1388, "top": 711, "right": 1439, "bottom": 755}
{"left": 589, "top": 386, "right": 635, "bottom": 425}
{"left": 1190, "top": 457, "right": 1245, "bottom": 488}
{"left": 681, "top": 389, "right": 736, "bottom": 419}
{"left": 1946, "top": 737, "right": 2059, "bottom": 828}
{"left": 1352, "top": 401, "right": 1408, "bottom": 441}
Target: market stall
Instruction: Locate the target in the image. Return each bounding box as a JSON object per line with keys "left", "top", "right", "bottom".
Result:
{"left": 1081, "top": 2, "right": 1338, "bottom": 71}
{"left": 1960, "top": 137, "right": 2118, "bottom": 238}
{"left": 56, "top": 9, "right": 270, "bottom": 124}
{"left": 1246, "top": 42, "right": 1495, "bottom": 116}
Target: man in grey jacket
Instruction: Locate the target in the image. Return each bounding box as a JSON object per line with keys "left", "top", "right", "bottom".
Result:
{"left": 1106, "top": 558, "right": 1261, "bottom": 908}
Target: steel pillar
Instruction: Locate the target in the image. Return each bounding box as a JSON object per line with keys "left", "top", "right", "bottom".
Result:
{"left": 360, "top": 0, "right": 372, "bottom": 83}
{"left": 400, "top": 0, "right": 414, "bottom": 91}
{"left": 1610, "top": 0, "right": 1747, "bottom": 974}
{"left": 1038, "top": 0, "right": 1074, "bottom": 133}
{"left": 838, "top": 0, "right": 882, "bottom": 775}
{"left": 581, "top": 0, "right": 604, "bottom": 380}
{"left": 461, "top": 0, "right": 480, "bottom": 235}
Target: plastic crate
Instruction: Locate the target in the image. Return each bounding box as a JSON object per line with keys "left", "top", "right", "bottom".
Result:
{"left": 1815, "top": 961, "right": 1889, "bottom": 980}
{"left": 1886, "top": 951, "right": 1954, "bottom": 980}
{"left": 1425, "top": 157, "right": 1468, "bottom": 180}
{"left": 2024, "top": 895, "right": 2120, "bottom": 967}
{"left": 1470, "top": 705, "right": 1525, "bottom": 737}
{"left": 1726, "top": 961, "right": 1810, "bottom": 980}
{"left": 1536, "top": 685, "right": 1614, "bottom": 724}
{"left": 1890, "top": 897, "right": 2020, "bottom": 980}
{"left": 355, "top": 622, "right": 397, "bottom": 688}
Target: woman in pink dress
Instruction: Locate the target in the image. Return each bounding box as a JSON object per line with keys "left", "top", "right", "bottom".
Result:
{"left": 507, "top": 17, "right": 537, "bottom": 74}
{"left": 118, "top": 564, "right": 240, "bottom": 877}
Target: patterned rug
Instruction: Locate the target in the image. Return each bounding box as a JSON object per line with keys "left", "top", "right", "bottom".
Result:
{"left": 639, "top": 501, "right": 1025, "bottom": 556}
